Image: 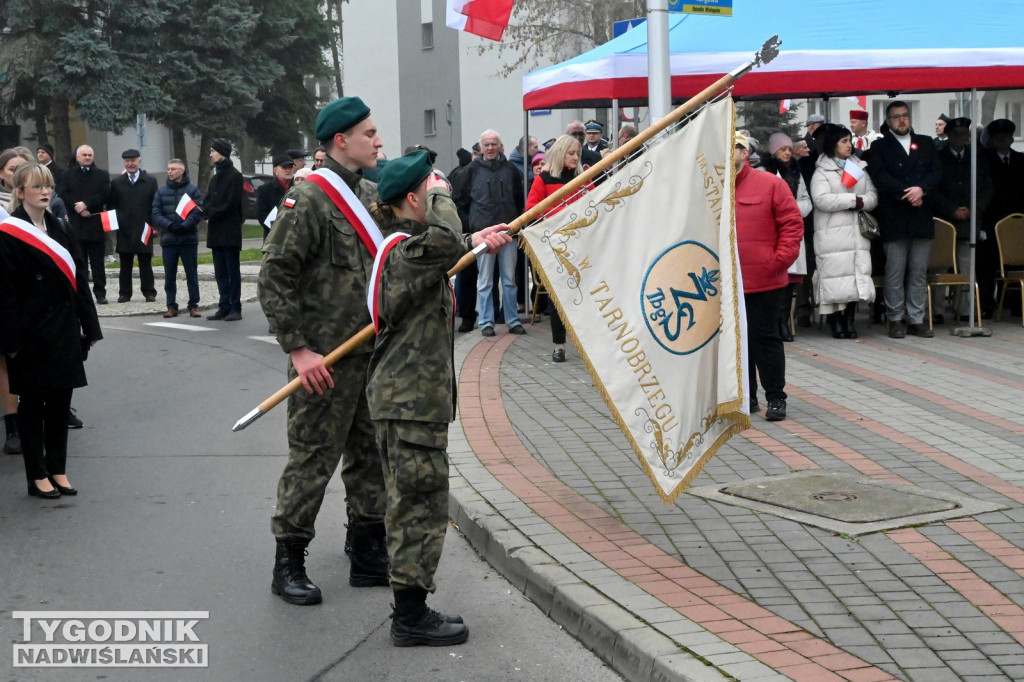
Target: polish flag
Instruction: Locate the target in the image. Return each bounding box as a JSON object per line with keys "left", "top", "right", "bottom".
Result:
{"left": 141, "top": 223, "right": 153, "bottom": 245}
{"left": 841, "top": 162, "right": 866, "bottom": 189}
{"left": 176, "top": 194, "right": 198, "bottom": 220}
{"left": 446, "top": 0, "right": 513, "bottom": 41}
{"left": 847, "top": 95, "right": 868, "bottom": 109}
{"left": 779, "top": 99, "right": 791, "bottom": 114}
{"left": 100, "top": 210, "right": 119, "bottom": 232}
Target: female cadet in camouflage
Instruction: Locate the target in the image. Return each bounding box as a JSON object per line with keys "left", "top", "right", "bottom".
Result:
{"left": 366, "top": 151, "right": 509, "bottom": 646}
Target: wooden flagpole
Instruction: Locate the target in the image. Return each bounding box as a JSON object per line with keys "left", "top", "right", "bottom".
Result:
{"left": 233, "top": 36, "right": 782, "bottom": 431}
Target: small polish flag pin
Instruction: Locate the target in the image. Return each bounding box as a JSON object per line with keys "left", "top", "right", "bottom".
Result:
{"left": 176, "top": 194, "right": 198, "bottom": 219}
{"left": 100, "top": 210, "right": 119, "bottom": 232}
{"left": 283, "top": 197, "right": 296, "bottom": 208}
{"left": 841, "top": 162, "right": 866, "bottom": 189}
{"left": 141, "top": 223, "right": 153, "bottom": 245}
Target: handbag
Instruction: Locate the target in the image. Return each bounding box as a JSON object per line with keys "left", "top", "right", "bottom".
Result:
{"left": 858, "top": 210, "right": 880, "bottom": 240}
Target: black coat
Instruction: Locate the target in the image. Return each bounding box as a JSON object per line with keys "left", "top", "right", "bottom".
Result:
{"left": 257, "top": 177, "right": 289, "bottom": 227}
{"left": 203, "top": 158, "right": 244, "bottom": 249}
{"left": 0, "top": 208, "right": 102, "bottom": 395}
{"left": 452, "top": 155, "right": 523, "bottom": 230}
{"left": 152, "top": 174, "right": 203, "bottom": 247}
{"left": 864, "top": 128, "right": 942, "bottom": 242}
{"left": 932, "top": 146, "right": 993, "bottom": 239}
{"left": 61, "top": 164, "right": 111, "bottom": 243}
{"left": 108, "top": 171, "right": 159, "bottom": 254}
{"left": 983, "top": 148, "right": 1024, "bottom": 228}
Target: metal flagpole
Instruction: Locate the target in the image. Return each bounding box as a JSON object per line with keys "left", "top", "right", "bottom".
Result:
{"left": 647, "top": 0, "right": 671, "bottom": 120}
{"left": 954, "top": 87, "right": 992, "bottom": 337}
{"left": 233, "top": 36, "right": 783, "bottom": 431}
{"left": 522, "top": 109, "right": 532, "bottom": 318}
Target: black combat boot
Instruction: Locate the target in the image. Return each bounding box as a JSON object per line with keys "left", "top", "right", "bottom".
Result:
{"left": 3, "top": 414, "right": 21, "bottom": 455}
{"left": 271, "top": 539, "right": 322, "bottom": 605}
{"left": 349, "top": 522, "right": 390, "bottom": 587}
{"left": 843, "top": 303, "right": 858, "bottom": 339}
{"left": 390, "top": 588, "right": 468, "bottom": 647}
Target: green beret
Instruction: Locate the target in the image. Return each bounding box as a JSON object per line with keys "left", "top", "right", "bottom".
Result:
{"left": 315, "top": 96, "right": 371, "bottom": 142}
{"left": 378, "top": 150, "right": 433, "bottom": 204}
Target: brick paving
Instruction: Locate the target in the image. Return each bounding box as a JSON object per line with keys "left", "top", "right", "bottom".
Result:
{"left": 448, "top": 312, "right": 1024, "bottom": 681}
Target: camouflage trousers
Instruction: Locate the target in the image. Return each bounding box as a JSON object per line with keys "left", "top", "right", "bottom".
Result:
{"left": 271, "top": 353, "right": 386, "bottom": 541}
{"left": 375, "top": 419, "right": 450, "bottom": 592}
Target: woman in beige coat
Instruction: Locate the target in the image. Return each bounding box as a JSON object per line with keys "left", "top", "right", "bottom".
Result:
{"left": 810, "top": 124, "right": 879, "bottom": 339}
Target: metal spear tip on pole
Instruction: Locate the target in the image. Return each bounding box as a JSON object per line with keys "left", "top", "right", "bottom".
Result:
{"left": 232, "top": 407, "right": 264, "bottom": 432}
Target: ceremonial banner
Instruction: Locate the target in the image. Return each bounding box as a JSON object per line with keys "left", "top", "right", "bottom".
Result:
{"left": 520, "top": 98, "right": 749, "bottom": 503}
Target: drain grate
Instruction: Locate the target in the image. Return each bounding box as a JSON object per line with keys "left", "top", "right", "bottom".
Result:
{"left": 688, "top": 471, "right": 1006, "bottom": 536}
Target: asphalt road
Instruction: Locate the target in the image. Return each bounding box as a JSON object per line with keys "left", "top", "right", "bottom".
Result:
{"left": 0, "top": 307, "right": 622, "bottom": 682}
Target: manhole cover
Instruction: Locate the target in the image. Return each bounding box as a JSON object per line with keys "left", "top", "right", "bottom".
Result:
{"left": 687, "top": 471, "right": 1007, "bottom": 536}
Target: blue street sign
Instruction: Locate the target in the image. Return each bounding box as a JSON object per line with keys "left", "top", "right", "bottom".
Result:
{"left": 612, "top": 18, "right": 646, "bottom": 38}
{"left": 668, "top": 0, "right": 733, "bottom": 16}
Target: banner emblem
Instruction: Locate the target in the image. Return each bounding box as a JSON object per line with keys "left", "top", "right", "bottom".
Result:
{"left": 641, "top": 241, "right": 721, "bottom": 355}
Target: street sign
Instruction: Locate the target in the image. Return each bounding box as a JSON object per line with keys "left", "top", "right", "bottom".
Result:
{"left": 668, "top": 0, "right": 733, "bottom": 16}
{"left": 612, "top": 18, "right": 646, "bottom": 38}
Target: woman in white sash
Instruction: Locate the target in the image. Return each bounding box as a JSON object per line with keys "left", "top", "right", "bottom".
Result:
{"left": 0, "top": 163, "right": 102, "bottom": 498}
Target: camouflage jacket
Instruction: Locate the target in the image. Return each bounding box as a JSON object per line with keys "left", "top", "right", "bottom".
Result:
{"left": 366, "top": 189, "right": 466, "bottom": 423}
{"left": 258, "top": 157, "right": 380, "bottom": 356}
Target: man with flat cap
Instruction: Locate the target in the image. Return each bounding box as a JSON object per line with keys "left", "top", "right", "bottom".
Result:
{"left": 286, "top": 149, "right": 308, "bottom": 171}
{"left": 257, "top": 154, "right": 295, "bottom": 240}
{"left": 107, "top": 149, "right": 159, "bottom": 302}
{"left": 203, "top": 138, "right": 245, "bottom": 321}
{"left": 258, "top": 96, "right": 390, "bottom": 606}
{"left": 367, "top": 150, "right": 510, "bottom": 646}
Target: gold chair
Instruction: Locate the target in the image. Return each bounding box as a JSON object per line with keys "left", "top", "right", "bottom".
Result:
{"left": 995, "top": 213, "right": 1024, "bottom": 326}
{"left": 926, "top": 218, "right": 982, "bottom": 331}
{"left": 529, "top": 262, "right": 548, "bottom": 325}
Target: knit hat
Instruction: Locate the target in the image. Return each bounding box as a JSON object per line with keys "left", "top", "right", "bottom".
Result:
{"left": 768, "top": 133, "right": 794, "bottom": 155}
{"left": 211, "top": 138, "right": 232, "bottom": 157}
{"left": 37, "top": 142, "right": 55, "bottom": 158}
{"left": 456, "top": 148, "right": 472, "bottom": 167}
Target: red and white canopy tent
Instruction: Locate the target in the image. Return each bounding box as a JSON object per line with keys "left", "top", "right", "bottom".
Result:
{"left": 520, "top": 0, "right": 1024, "bottom": 330}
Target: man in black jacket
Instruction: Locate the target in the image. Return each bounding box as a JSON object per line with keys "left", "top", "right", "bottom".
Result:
{"left": 62, "top": 145, "right": 112, "bottom": 303}
{"left": 203, "top": 138, "right": 245, "bottom": 321}
{"left": 982, "top": 119, "right": 1024, "bottom": 316}
{"left": 257, "top": 154, "right": 295, "bottom": 241}
{"left": 865, "top": 101, "right": 943, "bottom": 339}
{"left": 108, "top": 149, "right": 160, "bottom": 303}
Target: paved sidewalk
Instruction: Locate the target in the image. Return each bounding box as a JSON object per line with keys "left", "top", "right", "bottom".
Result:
{"left": 447, "top": 314, "right": 1024, "bottom": 682}
{"left": 91, "top": 263, "right": 261, "bottom": 317}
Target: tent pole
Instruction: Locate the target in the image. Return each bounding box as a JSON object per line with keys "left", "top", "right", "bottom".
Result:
{"left": 523, "top": 109, "right": 532, "bottom": 318}
{"left": 612, "top": 100, "right": 621, "bottom": 146}
{"left": 232, "top": 37, "right": 783, "bottom": 431}
{"left": 647, "top": 0, "right": 671, "bottom": 119}
{"left": 955, "top": 87, "right": 991, "bottom": 337}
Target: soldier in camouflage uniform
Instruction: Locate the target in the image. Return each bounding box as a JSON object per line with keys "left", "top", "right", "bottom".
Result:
{"left": 258, "top": 96, "right": 390, "bottom": 605}
{"left": 366, "top": 150, "right": 511, "bottom": 646}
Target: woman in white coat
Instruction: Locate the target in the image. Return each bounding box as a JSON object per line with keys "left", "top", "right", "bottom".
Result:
{"left": 810, "top": 124, "right": 878, "bottom": 339}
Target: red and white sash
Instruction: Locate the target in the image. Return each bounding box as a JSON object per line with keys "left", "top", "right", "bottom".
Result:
{"left": 367, "top": 232, "right": 409, "bottom": 334}
{"left": 0, "top": 217, "right": 77, "bottom": 291}
{"left": 307, "top": 168, "right": 384, "bottom": 257}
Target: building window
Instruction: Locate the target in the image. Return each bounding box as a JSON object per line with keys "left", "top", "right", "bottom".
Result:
{"left": 422, "top": 22, "right": 433, "bottom": 49}
{"left": 425, "top": 109, "right": 437, "bottom": 137}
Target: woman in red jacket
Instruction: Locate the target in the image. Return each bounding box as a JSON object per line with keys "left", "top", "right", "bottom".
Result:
{"left": 525, "top": 134, "right": 585, "bottom": 362}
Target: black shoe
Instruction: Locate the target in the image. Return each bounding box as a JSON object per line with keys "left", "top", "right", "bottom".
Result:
{"left": 95, "top": 297, "right": 108, "bottom": 305}
{"left": 457, "top": 317, "right": 476, "bottom": 333}
{"left": 207, "top": 310, "right": 228, "bottom": 320}
{"left": 49, "top": 477, "right": 77, "bottom": 496}
{"left": 843, "top": 305, "right": 858, "bottom": 340}
{"left": 480, "top": 326, "right": 495, "bottom": 337}
{"left": 749, "top": 396, "right": 760, "bottom": 413}
{"left": 391, "top": 590, "right": 468, "bottom": 647}
{"left": 887, "top": 320, "right": 906, "bottom": 339}
{"left": 145, "top": 295, "right": 156, "bottom": 302}
{"left": 349, "top": 522, "right": 390, "bottom": 588}
{"left": 509, "top": 325, "right": 527, "bottom": 335}
{"left": 4, "top": 432, "right": 21, "bottom": 455}
{"left": 28, "top": 481, "right": 61, "bottom": 499}
{"left": 827, "top": 312, "right": 844, "bottom": 339}
{"left": 223, "top": 312, "right": 242, "bottom": 322}
{"left": 765, "top": 398, "right": 787, "bottom": 422}
{"left": 67, "top": 408, "right": 84, "bottom": 429}
{"left": 271, "top": 539, "right": 322, "bottom": 605}
{"left": 552, "top": 348, "right": 565, "bottom": 363}
{"left": 779, "top": 320, "right": 794, "bottom": 342}
{"left": 907, "top": 323, "right": 934, "bottom": 338}
{"left": 796, "top": 315, "right": 811, "bottom": 329}
{"left": 117, "top": 295, "right": 131, "bottom": 303}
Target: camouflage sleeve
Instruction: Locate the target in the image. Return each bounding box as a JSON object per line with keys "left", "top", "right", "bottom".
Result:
{"left": 257, "top": 186, "right": 322, "bottom": 352}
{"left": 379, "top": 190, "right": 466, "bottom": 327}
